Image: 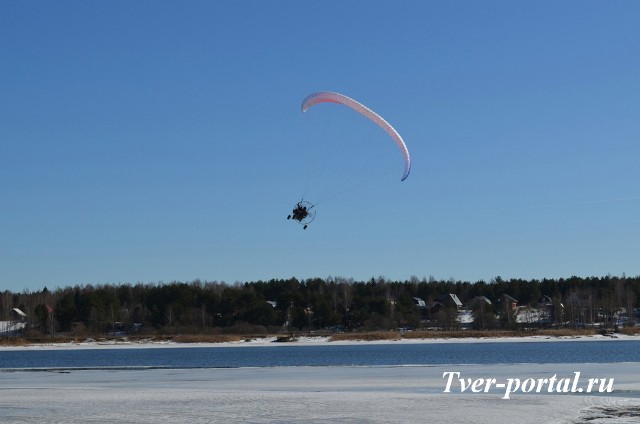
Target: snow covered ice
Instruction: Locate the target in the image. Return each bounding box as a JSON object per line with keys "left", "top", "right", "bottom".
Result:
{"left": 1, "top": 362, "right": 640, "bottom": 423}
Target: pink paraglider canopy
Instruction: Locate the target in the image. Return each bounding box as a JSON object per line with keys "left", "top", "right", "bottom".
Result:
{"left": 301, "top": 91, "right": 411, "bottom": 181}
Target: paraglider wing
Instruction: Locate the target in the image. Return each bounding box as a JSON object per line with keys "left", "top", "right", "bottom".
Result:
{"left": 301, "top": 92, "right": 411, "bottom": 181}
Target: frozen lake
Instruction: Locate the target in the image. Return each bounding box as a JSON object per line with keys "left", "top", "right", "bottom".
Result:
{"left": 1, "top": 339, "right": 639, "bottom": 423}
{"left": 1, "top": 363, "right": 640, "bottom": 423}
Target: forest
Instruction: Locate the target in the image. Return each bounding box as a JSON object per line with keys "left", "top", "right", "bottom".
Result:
{"left": 2, "top": 275, "right": 639, "bottom": 337}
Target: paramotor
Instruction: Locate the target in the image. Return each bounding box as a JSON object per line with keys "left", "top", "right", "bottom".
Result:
{"left": 287, "top": 200, "right": 316, "bottom": 230}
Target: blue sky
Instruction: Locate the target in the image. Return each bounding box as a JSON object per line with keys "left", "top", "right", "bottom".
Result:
{"left": 2, "top": 1, "right": 639, "bottom": 292}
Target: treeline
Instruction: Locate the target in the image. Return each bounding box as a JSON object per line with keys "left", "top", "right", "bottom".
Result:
{"left": 2, "top": 275, "right": 639, "bottom": 336}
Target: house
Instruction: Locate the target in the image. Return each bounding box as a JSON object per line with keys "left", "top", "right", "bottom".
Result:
{"left": 501, "top": 294, "right": 518, "bottom": 311}
{"left": 413, "top": 297, "right": 426, "bottom": 308}
{"left": 448, "top": 294, "right": 463, "bottom": 309}
{"left": 467, "top": 296, "right": 492, "bottom": 309}
{"left": 13, "top": 308, "right": 27, "bottom": 319}
{"left": 419, "top": 294, "right": 466, "bottom": 329}
{"left": 424, "top": 294, "right": 465, "bottom": 317}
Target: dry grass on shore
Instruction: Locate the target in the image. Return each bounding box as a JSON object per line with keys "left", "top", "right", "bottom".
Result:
{"left": 329, "top": 332, "right": 401, "bottom": 342}
{"left": 0, "top": 334, "right": 251, "bottom": 346}
{"left": 401, "top": 328, "right": 606, "bottom": 339}
{"left": 0, "top": 335, "right": 84, "bottom": 346}
{"left": 172, "top": 334, "right": 249, "bottom": 344}
{"left": 328, "top": 327, "right": 633, "bottom": 342}
{"left": 2, "top": 327, "right": 638, "bottom": 346}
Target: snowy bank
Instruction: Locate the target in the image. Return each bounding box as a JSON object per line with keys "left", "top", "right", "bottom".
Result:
{"left": 1, "top": 333, "right": 639, "bottom": 351}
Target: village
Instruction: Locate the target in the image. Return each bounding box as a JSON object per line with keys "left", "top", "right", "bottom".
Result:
{"left": 2, "top": 277, "right": 638, "bottom": 340}
{"left": 410, "top": 292, "right": 637, "bottom": 331}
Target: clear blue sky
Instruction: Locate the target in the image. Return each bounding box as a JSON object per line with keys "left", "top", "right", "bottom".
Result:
{"left": 2, "top": 1, "right": 639, "bottom": 292}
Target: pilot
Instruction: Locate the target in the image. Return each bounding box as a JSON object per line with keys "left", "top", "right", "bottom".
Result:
{"left": 291, "top": 204, "right": 308, "bottom": 221}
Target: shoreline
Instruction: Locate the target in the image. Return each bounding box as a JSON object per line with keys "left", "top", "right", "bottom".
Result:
{"left": 2, "top": 332, "right": 639, "bottom": 351}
